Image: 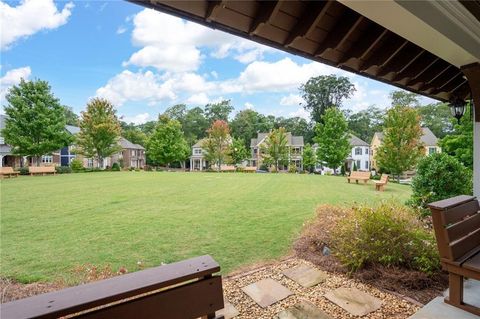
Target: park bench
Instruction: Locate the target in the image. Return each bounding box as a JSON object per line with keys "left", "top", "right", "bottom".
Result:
{"left": 243, "top": 167, "right": 257, "bottom": 173}
{"left": 220, "top": 165, "right": 235, "bottom": 172}
{"left": 0, "top": 167, "right": 19, "bottom": 179}
{"left": 373, "top": 174, "right": 389, "bottom": 191}
{"left": 29, "top": 166, "right": 56, "bottom": 176}
{"left": 346, "top": 171, "right": 370, "bottom": 184}
{"left": 0, "top": 255, "right": 225, "bottom": 319}
{"left": 428, "top": 195, "right": 480, "bottom": 316}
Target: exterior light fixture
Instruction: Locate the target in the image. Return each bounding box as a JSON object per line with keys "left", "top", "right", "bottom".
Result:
{"left": 449, "top": 97, "right": 467, "bottom": 124}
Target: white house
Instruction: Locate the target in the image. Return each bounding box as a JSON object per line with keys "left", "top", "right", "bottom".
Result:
{"left": 189, "top": 139, "right": 208, "bottom": 171}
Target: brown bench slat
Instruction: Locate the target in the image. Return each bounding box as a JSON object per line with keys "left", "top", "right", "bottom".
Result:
{"left": 78, "top": 276, "right": 223, "bottom": 319}
{"left": 446, "top": 212, "right": 480, "bottom": 242}
{"left": 450, "top": 228, "right": 480, "bottom": 260}
{"left": 442, "top": 200, "right": 480, "bottom": 225}
{"left": 463, "top": 251, "right": 480, "bottom": 273}
{"left": 428, "top": 195, "right": 476, "bottom": 210}
{"left": 1, "top": 255, "right": 220, "bottom": 319}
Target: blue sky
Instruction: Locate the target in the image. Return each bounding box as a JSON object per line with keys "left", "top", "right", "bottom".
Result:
{"left": 0, "top": 0, "right": 435, "bottom": 124}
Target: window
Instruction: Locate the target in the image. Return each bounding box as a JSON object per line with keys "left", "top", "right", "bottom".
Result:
{"left": 365, "top": 161, "right": 369, "bottom": 169}
{"left": 355, "top": 147, "right": 362, "bottom": 155}
{"left": 194, "top": 148, "right": 202, "bottom": 155}
{"left": 365, "top": 148, "right": 369, "bottom": 154}
{"left": 356, "top": 160, "right": 361, "bottom": 169}
{"left": 41, "top": 155, "right": 53, "bottom": 163}
{"left": 428, "top": 147, "right": 437, "bottom": 155}
{"left": 131, "top": 150, "right": 135, "bottom": 156}
{"left": 87, "top": 158, "right": 94, "bottom": 168}
{"left": 254, "top": 148, "right": 258, "bottom": 154}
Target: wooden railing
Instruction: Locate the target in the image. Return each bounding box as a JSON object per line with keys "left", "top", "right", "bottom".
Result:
{"left": 1, "top": 255, "right": 224, "bottom": 319}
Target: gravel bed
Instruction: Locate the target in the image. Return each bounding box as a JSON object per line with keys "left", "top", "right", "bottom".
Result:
{"left": 222, "top": 257, "right": 419, "bottom": 319}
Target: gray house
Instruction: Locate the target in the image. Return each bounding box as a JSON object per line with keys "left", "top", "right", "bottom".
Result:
{"left": 249, "top": 132, "right": 304, "bottom": 170}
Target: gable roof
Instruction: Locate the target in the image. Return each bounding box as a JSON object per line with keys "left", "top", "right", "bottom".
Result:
{"left": 350, "top": 134, "right": 369, "bottom": 147}
{"left": 251, "top": 132, "right": 304, "bottom": 147}
{"left": 66, "top": 125, "right": 80, "bottom": 135}
{"left": 372, "top": 127, "right": 438, "bottom": 146}
{"left": 119, "top": 137, "right": 145, "bottom": 150}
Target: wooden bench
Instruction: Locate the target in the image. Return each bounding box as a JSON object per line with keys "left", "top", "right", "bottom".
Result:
{"left": 346, "top": 171, "right": 370, "bottom": 184}
{"left": 373, "top": 174, "right": 389, "bottom": 191}
{"left": 243, "top": 167, "right": 257, "bottom": 173}
{"left": 29, "top": 166, "right": 56, "bottom": 176}
{"left": 0, "top": 255, "right": 225, "bottom": 319}
{"left": 220, "top": 165, "right": 236, "bottom": 172}
{"left": 0, "top": 167, "right": 19, "bottom": 179}
{"left": 428, "top": 195, "right": 480, "bottom": 316}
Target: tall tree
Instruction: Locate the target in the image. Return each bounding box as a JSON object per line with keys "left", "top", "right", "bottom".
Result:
{"left": 204, "top": 120, "right": 231, "bottom": 171}
{"left": 347, "top": 106, "right": 384, "bottom": 143}
{"left": 440, "top": 105, "right": 473, "bottom": 169}
{"left": 302, "top": 144, "right": 317, "bottom": 173}
{"left": 300, "top": 74, "right": 356, "bottom": 123}
{"left": 63, "top": 106, "right": 79, "bottom": 126}
{"left": 183, "top": 106, "right": 209, "bottom": 146}
{"left": 76, "top": 98, "right": 122, "bottom": 168}
{"left": 276, "top": 116, "right": 314, "bottom": 143}
{"left": 146, "top": 115, "right": 189, "bottom": 167}
{"left": 416, "top": 102, "right": 453, "bottom": 138}
{"left": 314, "top": 108, "right": 351, "bottom": 175}
{"left": 205, "top": 100, "right": 234, "bottom": 123}
{"left": 230, "top": 109, "right": 264, "bottom": 147}
{"left": 2, "top": 79, "right": 72, "bottom": 166}
{"left": 229, "top": 137, "right": 249, "bottom": 165}
{"left": 163, "top": 104, "right": 187, "bottom": 123}
{"left": 261, "top": 127, "right": 289, "bottom": 171}
{"left": 122, "top": 127, "right": 147, "bottom": 146}
{"left": 376, "top": 105, "right": 424, "bottom": 181}
{"left": 389, "top": 90, "right": 420, "bottom": 107}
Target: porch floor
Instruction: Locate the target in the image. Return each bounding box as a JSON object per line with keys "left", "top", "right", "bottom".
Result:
{"left": 408, "top": 279, "right": 480, "bottom": 319}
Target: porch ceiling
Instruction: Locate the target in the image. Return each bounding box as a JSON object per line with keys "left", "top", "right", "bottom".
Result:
{"left": 128, "top": 0, "right": 480, "bottom": 103}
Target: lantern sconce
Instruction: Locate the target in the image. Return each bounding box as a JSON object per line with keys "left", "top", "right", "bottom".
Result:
{"left": 449, "top": 97, "right": 467, "bottom": 124}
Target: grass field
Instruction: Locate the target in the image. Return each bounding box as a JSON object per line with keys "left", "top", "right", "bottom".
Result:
{"left": 1, "top": 172, "right": 411, "bottom": 283}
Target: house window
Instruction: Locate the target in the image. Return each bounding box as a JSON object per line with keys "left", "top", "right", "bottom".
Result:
{"left": 365, "top": 148, "right": 369, "bottom": 154}
{"left": 355, "top": 147, "right": 362, "bottom": 155}
{"left": 41, "top": 155, "right": 53, "bottom": 163}
{"left": 428, "top": 147, "right": 437, "bottom": 155}
{"left": 365, "top": 161, "right": 369, "bottom": 169}
{"left": 194, "top": 148, "right": 202, "bottom": 155}
{"left": 254, "top": 148, "right": 258, "bottom": 154}
{"left": 356, "top": 160, "right": 361, "bottom": 169}
{"left": 131, "top": 150, "right": 135, "bottom": 156}
{"left": 87, "top": 158, "right": 94, "bottom": 168}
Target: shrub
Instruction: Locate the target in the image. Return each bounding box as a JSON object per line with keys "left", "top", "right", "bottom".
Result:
{"left": 236, "top": 166, "right": 244, "bottom": 172}
{"left": 111, "top": 162, "right": 120, "bottom": 171}
{"left": 332, "top": 202, "right": 440, "bottom": 274}
{"left": 135, "top": 168, "right": 140, "bottom": 172}
{"left": 70, "top": 159, "right": 84, "bottom": 172}
{"left": 16, "top": 167, "right": 29, "bottom": 175}
{"left": 259, "top": 163, "right": 268, "bottom": 171}
{"left": 340, "top": 165, "right": 345, "bottom": 176}
{"left": 288, "top": 164, "right": 297, "bottom": 173}
{"left": 55, "top": 166, "right": 72, "bottom": 174}
{"left": 118, "top": 158, "right": 124, "bottom": 169}
{"left": 411, "top": 153, "right": 472, "bottom": 209}
{"left": 129, "top": 167, "right": 135, "bottom": 171}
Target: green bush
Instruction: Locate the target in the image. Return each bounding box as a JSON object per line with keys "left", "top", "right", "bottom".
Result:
{"left": 16, "top": 167, "right": 29, "bottom": 175}
{"left": 55, "top": 166, "right": 72, "bottom": 174}
{"left": 332, "top": 202, "right": 440, "bottom": 274}
{"left": 340, "top": 165, "right": 345, "bottom": 176}
{"left": 84, "top": 167, "right": 103, "bottom": 172}
{"left": 70, "top": 159, "right": 84, "bottom": 172}
{"left": 411, "top": 153, "right": 472, "bottom": 209}
{"left": 111, "top": 163, "right": 121, "bottom": 171}
{"left": 288, "top": 164, "right": 297, "bottom": 173}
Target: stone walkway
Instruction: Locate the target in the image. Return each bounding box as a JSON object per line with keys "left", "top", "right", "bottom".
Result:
{"left": 217, "top": 257, "right": 419, "bottom": 319}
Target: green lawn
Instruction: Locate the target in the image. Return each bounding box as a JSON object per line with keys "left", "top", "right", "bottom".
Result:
{"left": 1, "top": 172, "right": 411, "bottom": 283}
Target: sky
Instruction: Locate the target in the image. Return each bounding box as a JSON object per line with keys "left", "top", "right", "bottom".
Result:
{"left": 0, "top": 0, "right": 436, "bottom": 125}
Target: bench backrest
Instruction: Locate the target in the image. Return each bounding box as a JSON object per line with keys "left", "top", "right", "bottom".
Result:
{"left": 244, "top": 167, "right": 256, "bottom": 171}
{"left": 29, "top": 166, "right": 56, "bottom": 173}
{"left": 349, "top": 171, "right": 370, "bottom": 179}
{"left": 428, "top": 195, "right": 480, "bottom": 261}
{"left": 220, "top": 165, "right": 235, "bottom": 171}
{"left": 380, "top": 174, "right": 389, "bottom": 184}
{"left": 0, "top": 255, "right": 224, "bottom": 319}
{"left": 0, "top": 167, "right": 16, "bottom": 174}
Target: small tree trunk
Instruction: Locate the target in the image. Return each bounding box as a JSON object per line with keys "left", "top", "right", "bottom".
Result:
{"left": 99, "top": 157, "right": 104, "bottom": 169}
{"left": 36, "top": 156, "right": 41, "bottom": 167}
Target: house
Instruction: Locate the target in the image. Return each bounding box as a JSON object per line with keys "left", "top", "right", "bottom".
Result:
{"left": 111, "top": 138, "right": 145, "bottom": 169}
{"left": 313, "top": 134, "right": 370, "bottom": 174}
{"left": 0, "top": 115, "right": 20, "bottom": 167}
{"left": 249, "top": 132, "right": 304, "bottom": 171}
{"left": 189, "top": 139, "right": 209, "bottom": 171}
{"left": 370, "top": 127, "right": 441, "bottom": 171}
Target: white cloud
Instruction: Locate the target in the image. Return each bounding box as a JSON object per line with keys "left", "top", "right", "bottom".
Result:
{"left": 280, "top": 94, "right": 305, "bottom": 107}
{"left": 244, "top": 102, "right": 254, "bottom": 110}
{"left": 0, "top": 66, "right": 31, "bottom": 101}
{"left": 121, "top": 112, "right": 151, "bottom": 125}
{"left": 116, "top": 26, "right": 127, "bottom": 35}
{"left": 186, "top": 93, "right": 209, "bottom": 105}
{"left": 288, "top": 107, "right": 310, "bottom": 119}
{"left": 95, "top": 70, "right": 176, "bottom": 106}
{"left": 0, "top": 0, "right": 74, "bottom": 50}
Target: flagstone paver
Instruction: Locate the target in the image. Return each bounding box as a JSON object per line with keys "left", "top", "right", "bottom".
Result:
{"left": 241, "top": 278, "right": 293, "bottom": 308}
{"left": 275, "top": 300, "right": 333, "bottom": 319}
{"left": 217, "top": 301, "right": 240, "bottom": 319}
{"left": 325, "top": 287, "right": 382, "bottom": 316}
{"left": 282, "top": 264, "right": 328, "bottom": 288}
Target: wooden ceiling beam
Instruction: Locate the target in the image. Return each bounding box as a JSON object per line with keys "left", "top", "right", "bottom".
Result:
{"left": 338, "top": 25, "right": 388, "bottom": 65}
{"left": 359, "top": 37, "right": 408, "bottom": 74}
{"left": 408, "top": 61, "right": 450, "bottom": 88}
{"left": 433, "top": 73, "right": 466, "bottom": 94}
{"left": 284, "top": 1, "right": 333, "bottom": 47}
{"left": 205, "top": 0, "right": 223, "bottom": 22}
{"left": 461, "top": 62, "right": 480, "bottom": 122}
{"left": 426, "top": 67, "right": 461, "bottom": 91}
{"left": 249, "top": 0, "right": 283, "bottom": 36}
{"left": 393, "top": 53, "right": 436, "bottom": 83}
{"left": 379, "top": 46, "right": 424, "bottom": 78}
{"left": 315, "top": 11, "right": 365, "bottom": 57}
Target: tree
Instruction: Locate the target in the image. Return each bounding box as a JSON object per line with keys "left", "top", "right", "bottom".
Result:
{"left": 276, "top": 116, "right": 315, "bottom": 144}
{"left": 302, "top": 144, "right": 317, "bottom": 173}
{"left": 376, "top": 105, "right": 424, "bottom": 181}
{"left": 63, "top": 106, "right": 79, "bottom": 126}
{"left": 300, "top": 75, "right": 356, "bottom": 123}
{"left": 416, "top": 102, "right": 453, "bottom": 139}
{"left": 389, "top": 90, "right": 420, "bottom": 107}
{"left": 183, "top": 107, "right": 209, "bottom": 146}
{"left": 440, "top": 104, "right": 473, "bottom": 169}
{"left": 205, "top": 100, "right": 234, "bottom": 123}
{"left": 147, "top": 115, "right": 189, "bottom": 167}
{"left": 230, "top": 109, "right": 263, "bottom": 147}
{"left": 261, "top": 127, "right": 289, "bottom": 171}
{"left": 204, "top": 120, "right": 231, "bottom": 171}
{"left": 122, "top": 127, "right": 147, "bottom": 147}
{"left": 347, "top": 105, "right": 384, "bottom": 142}
{"left": 76, "top": 98, "right": 122, "bottom": 168}
{"left": 314, "top": 108, "right": 351, "bottom": 175}
{"left": 163, "top": 104, "right": 187, "bottom": 123}
{"left": 2, "top": 79, "right": 72, "bottom": 166}
{"left": 229, "top": 137, "right": 249, "bottom": 165}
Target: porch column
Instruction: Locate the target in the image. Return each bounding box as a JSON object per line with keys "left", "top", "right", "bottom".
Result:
{"left": 190, "top": 158, "right": 192, "bottom": 171}
{"left": 462, "top": 63, "right": 480, "bottom": 198}
{"left": 200, "top": 158, "right": 203, "bottom": 171}
{"left": 0, "top": 155, "right": 3, "bottom": 167}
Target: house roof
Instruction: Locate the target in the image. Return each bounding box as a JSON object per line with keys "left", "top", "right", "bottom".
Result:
{"left": 373, "top": 127, "right": 438, "bottom": 146}
{"left": 118, "top": 137, "right": 145, "bottom": 150}
{"left": 251, "top": 132, "right": 304, "bottom": 147}
{"left": 349, "top": 134, "right": 369, "bottom": 147}
{"left": 66, "top": 125, "right": 80, "bottom": 135}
